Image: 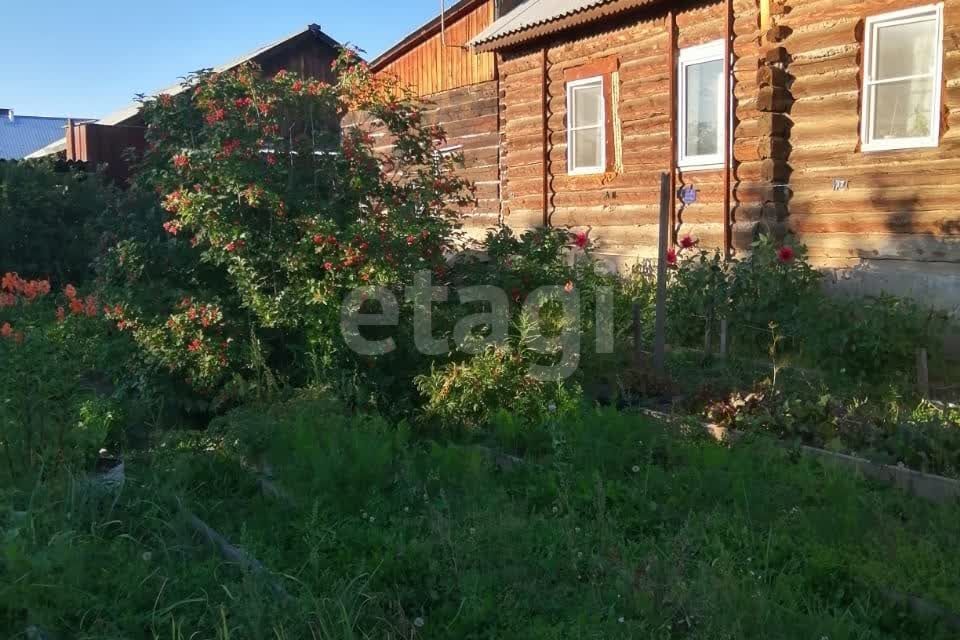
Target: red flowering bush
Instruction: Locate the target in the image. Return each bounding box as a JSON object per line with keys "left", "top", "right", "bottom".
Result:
{"left": 103, "top": 49, "right": 473, "bottom": 406}
{"left": 0, "top": 273, "right": 129, "bottom": 478}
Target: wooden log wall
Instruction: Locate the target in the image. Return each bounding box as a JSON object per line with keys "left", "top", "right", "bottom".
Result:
{"left": 343, "top": 80, "right": 501, "bottom": 239}
{"left": 774, "top": 0, "right": 960, "bottom": 269}
{"left": 376, "top": 0, "right": 497, "bottom": 97}
{"left": 498, "top": 2, "right": 761, "bottom": 265}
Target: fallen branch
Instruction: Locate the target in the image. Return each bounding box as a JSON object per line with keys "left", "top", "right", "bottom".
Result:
{"left": 176, "top": 498, "right": 289, "bottom": 599}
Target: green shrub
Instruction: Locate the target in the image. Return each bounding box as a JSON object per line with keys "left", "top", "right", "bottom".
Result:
{"left": 0, "top": 274, "right": 129, "bottom": 481}
{"left": 0, "top": 159, "right": 112, "bottom": 285}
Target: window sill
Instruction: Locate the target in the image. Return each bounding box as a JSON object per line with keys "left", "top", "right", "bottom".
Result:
{"left": 568, "top": 167, "right": 606, "bottom": 176}
{"left": 678, "top": 162, "right": 725, "bottom": 172}
{"left": 862, "top": 139, "right": 939, "bottom": 153}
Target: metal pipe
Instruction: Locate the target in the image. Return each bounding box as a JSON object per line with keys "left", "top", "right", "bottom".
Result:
{"left": 541, "top": 46, "right": 550, "bottom": 227}
{"left": 723, "top": 0, "right": 734, "bottom": 259}
{"left": 666, "top": 11, "right": 677, "bottom": 245}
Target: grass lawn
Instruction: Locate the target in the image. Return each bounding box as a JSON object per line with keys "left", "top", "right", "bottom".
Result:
{"left": 3, "top": 397, "right": 960, "bottom": 639}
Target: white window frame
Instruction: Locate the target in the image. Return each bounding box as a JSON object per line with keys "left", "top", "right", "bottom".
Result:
{"left": 566, "top": 76, "right": 606, "bottom": 175}
{"left": 861, "top": 3, "right": 944, "bottom": 152}
{"left": 677, "top": 40, "right": 726, "bottom": 170}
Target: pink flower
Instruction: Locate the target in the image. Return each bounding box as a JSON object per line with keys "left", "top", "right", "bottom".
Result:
{"left": 574, "top": 231, "right": 589, "bottom": 249}
{"left": 265, "top": 153, "right": 277, "bottom": 166}
{"left": 172, "top": 154, "right": 190, "bottom": 169}
{"left": 0, "top": 322, "right": 11, "bottom": 338}
{"left": 188, "top": 339, "right": 202, "bottom": 352}
{"left": 666, "top": 247, "right": 678, "bottom": 266}
{"left": 64, "top": 284, "right": 77, "bottom": 299}
{"left": 406, "top": 235, "right": 416, "bottom": 246}
{"left": 324, "top": 261, "right": 334, "bottom": 271}
{"left": 564, "top": 281, "right": 574, "bottom": 293}
{"left": 778, "top": 246, "right": 795, "bottom": 263}
{"left": 680, "top": 235, "right": 696, "bottom": 249}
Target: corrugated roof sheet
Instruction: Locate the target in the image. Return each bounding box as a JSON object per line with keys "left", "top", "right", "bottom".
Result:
{"left": 0, "top": 114, "right": 90, "bottom": 160}
{"left": 470, "top": 0, "right": 658, "bottom": 51}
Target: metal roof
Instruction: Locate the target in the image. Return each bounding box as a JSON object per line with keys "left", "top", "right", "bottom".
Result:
{"left": 98, "top": 24, "right": 342, "bottom": 126}
{"left": 0, "top": 114, "right": 91, "bottom": 160}
{"left": 469, "top": 0, "right": 660, "bottom": 51}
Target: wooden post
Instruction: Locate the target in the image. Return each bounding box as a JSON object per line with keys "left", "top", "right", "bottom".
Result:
{"left": 632, "top": 302, "right": 643, "bottom": 368}
{"left": 653, "top": 172, "right": 670, "bottom": 373}
{"left": 720, "top": 318, "right": 729, "bottom": 359}
{"left": 917, "top": 348, "right": 930, "bottom": 398}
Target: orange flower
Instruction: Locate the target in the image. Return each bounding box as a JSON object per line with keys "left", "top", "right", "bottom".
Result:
{"left": 564, "top": 281, "right": 575, "bottom": 293}
{"left": 69, "top": 298, "right": 84, "bottom": 315}
{"left": 64, "top": 284, "right": 77, "bottom": 299}
{"left": 1, "top": 272, "right": 20, "bottom": 292}
{"left": 0, "top": 322, "right": 11, "bottom": 338}
{"left": 84, "top": 295, "right": 98, "bottom": 317}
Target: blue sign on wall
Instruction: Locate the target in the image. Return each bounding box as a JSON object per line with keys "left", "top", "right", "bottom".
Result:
{"left": 679, "top": 185, "right": 697, "bottom": 205}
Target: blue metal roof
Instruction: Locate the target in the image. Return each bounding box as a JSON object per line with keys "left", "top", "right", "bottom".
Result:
{"left": 0, "top": 113, "right": 84, "bottom": 160}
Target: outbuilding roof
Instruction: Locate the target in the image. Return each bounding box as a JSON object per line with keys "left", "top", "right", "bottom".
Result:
{"left": 469, "top": 0, "right": 660, "bottom": 51}
{"left": 0, "top": 113, "right": 92, "bottom": 160}
{"left": 98, "top": 23, "right": 342, "bottom": 126}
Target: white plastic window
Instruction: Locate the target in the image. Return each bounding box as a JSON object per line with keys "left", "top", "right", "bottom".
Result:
{"left": 566, "top": 77, "right": 606, "bottom": 175}
{"left": 678, "top": 40, "right": 725, "bottom": 170}
{"left": 862, "top": 4, "right": 944, "bottom": 151}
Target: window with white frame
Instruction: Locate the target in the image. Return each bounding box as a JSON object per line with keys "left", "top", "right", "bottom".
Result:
{"left": 678, "top": 40, "right": 725, "bottom": 169}
{"left": 566, "top": 77, "right": 606, "bottom": 174}
{"left": 862, "top": 4, "right": 944, "bottom": 151}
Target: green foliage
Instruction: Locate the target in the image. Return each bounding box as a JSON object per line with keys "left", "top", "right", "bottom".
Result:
{"left": 709, "top": 378, "right": 960, "bottom": 477}
{"left": 5, "top": 401, "right": 960, "bottom": 638}
{"left": 415, "top": 340, "right": 581, "bottom": 431}
{"left": 0, "top": 159, "right": 112, "bottom": 285}
{"left": 0, "top": 277, "right": 128, "bottom": 481}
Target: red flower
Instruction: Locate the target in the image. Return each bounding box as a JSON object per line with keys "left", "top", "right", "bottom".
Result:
{"left": 323, "top": 261, "right": 334, "bottom": 271}
{"left": 163, "top": 220, "right": 181, "bottom": 236}
{"left": 225, "top": 241, "right": 237, "bottom": 252}
{"left": 680, "top": 234, "right": 697, "bottom": 249}
{"left": 265, "top": 153, "right": 277, "bottom": 166}
{"left": 188, "top": 339, "right": 202, "bottom": 352}
{"left": 406, "top": 235, "right": 416, "bottom": 246}
{"left": 172, "top": 153, "right": 190, "bottom": 169}
{"left": 64, "top": 284, "right": 77, "bottom": 300}
{"left": 234, "top": 97, "right": 253, "bottom": 109}
{"left": 158, "top": 93, "right": 173, "bottom": 108}
{"left": 69, "top": 298, "right": 84, "bottom": 315}
{"left": 0, "top": 292, "right": 14, "bottom": 308}
{"left": 666, "top": 247, "right": 678, "bottom": 266}
{"left": 313, "top": 234, "right": 324, "bottom": 245}
{"left": 274, "top": 69, "right": 288, "bottom": 79}
{"left": 564, "top": 281, "right": 574, "bottom": 293}
{"left": 511, "top": 288, "right": 522, "bottom": 302}
{"left": 84, "top": 295, "right": 98, "bottom": 317}
{"left": 291, "top": 80, "right": 303, "bottom": 92}
{"left": 778, "top": 246, "right": 795, "bottom": 263}
{"left": 0, "top": 322, "right": 11, "bottom": 338}
{"left": 220, "top": 139, "right": 241, "bottom": 156}
{"left": 204, "top": 108, "right": 226, "bottom": 124}
{"left": 56, "top": 306, "right": 65, "bottom": 322}
{"left": 574, "top": 231, "right": 589, "bottom": 249}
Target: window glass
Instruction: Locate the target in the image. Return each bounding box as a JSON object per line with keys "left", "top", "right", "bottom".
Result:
{"left": 684, "top": 59, "right": 722, "bottom": 158}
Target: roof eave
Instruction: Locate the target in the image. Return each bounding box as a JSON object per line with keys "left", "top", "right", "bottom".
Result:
{"left": 470, "top": 0, "right": 662, "bottom": 52}
{"left": 370, "top": 0, "right": 487, "bottom": 71}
